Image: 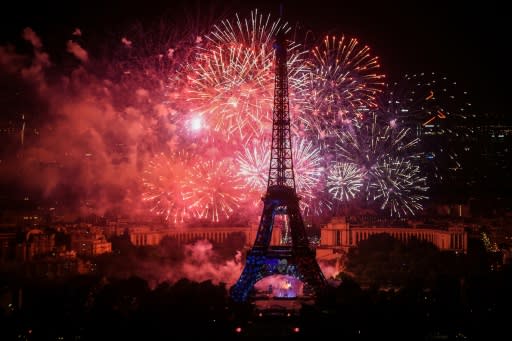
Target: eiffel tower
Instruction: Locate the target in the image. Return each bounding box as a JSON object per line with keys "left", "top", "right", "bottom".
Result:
{"left": 230, "top": 28, "right": 327, "bottom": 303}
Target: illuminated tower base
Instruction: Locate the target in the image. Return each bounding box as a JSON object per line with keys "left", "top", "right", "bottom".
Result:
{"left": 230, "top": 189, "right": 326, "bottom": 303}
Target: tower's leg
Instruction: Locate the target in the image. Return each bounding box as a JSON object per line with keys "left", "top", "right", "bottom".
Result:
{"left": 295, "top": 249, "right": 327, "bottom": 295}
{"left": 231, "top": 190, "right": 327, "bottom": 302}
{"left": 230, "top": 252, "right": 266, "bottom": 303}
{"left": 253, "top": 200, "right": 278, "bottom": 248}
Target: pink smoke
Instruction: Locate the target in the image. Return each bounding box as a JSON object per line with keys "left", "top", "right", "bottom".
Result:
{"left": 0, "top": 27, "right": 177, "bottom": 216}
{"left": 72, "top": 28, "right": 82, "bottom": 37}
{"left": 180, "top": 240, "right": 242, "bottom": 285}
{"left": 100, "top": 239, "right": 242, "bottom": 289}
{"left": 121, "top": 37, "right": 133, "bottom": 47}
{"left": 22, "top": 27, "right": 42, "bottom": 49}
{"left": 66, "top": 40, "right": 88, "bottom": 62}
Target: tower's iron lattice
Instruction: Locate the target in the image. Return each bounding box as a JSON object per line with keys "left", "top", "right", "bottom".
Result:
{"left": 230, "top": 29, "right": 327, "bottom": 303}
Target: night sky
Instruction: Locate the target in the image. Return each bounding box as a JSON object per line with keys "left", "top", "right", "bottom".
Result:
{"left": 0, "top": 0, "right": 505, "bottom": 117}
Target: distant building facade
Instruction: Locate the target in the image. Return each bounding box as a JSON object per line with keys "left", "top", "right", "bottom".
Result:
{"left": 166, "top": 225, "right": 259, "bottom": 247}
{"left": 129, "top": 226, "right": 166, "bottom": 246}
{"left": 124, "top": 224, "right": 261, "bottom": 248}
{"left": 317, "top": 216, "right": 468, "bottom": 261}
{"left": 23, "top": 229, "right": 55, "bottom": 261}
{"left": 70, "top": 229, "right": 111, "bottom": 256}
{"left": 0, "top": 231, "right": 17, "bottom": 262}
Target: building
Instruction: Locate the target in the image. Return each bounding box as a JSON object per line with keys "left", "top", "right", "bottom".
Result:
{"left": 0, "top": 197, "right": 44, "bottom": 227}
{"left": 25, "top": 251, "right": 80, "bottom": 279}
{"left": 129, "top": 226, "right": 166, "bottom": 246}
{"left": 0, "top": 119, "right": 23, "bottom": 159}
{"left": 166, "top": 225, "right": 259, "bottom": 247}
{"left": 125, "top": 223, "right": 275, "bottom": 248}
{"left": 70, "top": 229, "right": 111, "bottom": 256}
{"left": 23, "top": 229, "right": 55, "bottom": 261}
{"left": 104, "top": 220, "right": 128, "bottom": 238}
{"left": 317, "top": 216, "right": 468, "bottom": 261}
{"left": 2, "top": 229, "right": 57, "bottom": 262}
{"left": 0, "top": 230, "right": 17, "bottom": 262}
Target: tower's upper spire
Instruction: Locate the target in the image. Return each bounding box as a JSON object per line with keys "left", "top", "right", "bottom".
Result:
{"left": 266, "top": 24, "right": 296, "bottom": 191}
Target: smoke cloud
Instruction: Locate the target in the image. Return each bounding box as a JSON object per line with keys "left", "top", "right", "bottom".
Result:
{"left": 100, "top": 239, "right": 242, "bottom": 288}
{"left": 66, "top": 40, "right": 88, "bottom": 62}
{"left": 0, "top": 27, "right": 183, "bottom": 216}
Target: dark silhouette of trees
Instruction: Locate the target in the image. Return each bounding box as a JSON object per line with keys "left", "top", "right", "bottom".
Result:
{"left": 345, "top": 232, "right": 463, "bottom": 288}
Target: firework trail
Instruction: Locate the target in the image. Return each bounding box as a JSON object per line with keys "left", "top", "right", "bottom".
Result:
{"left": 379, "top": 72, "right": 473, "bottom": 128}
{"left": 299, "top": 35, "right": 386, "bottom": 138}
{"left": 378, "top": 72, "right": 475, "bottom": 181}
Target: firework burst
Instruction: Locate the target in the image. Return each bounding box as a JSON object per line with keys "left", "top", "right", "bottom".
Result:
{"left": 326, "top": 162, "right": 364, "bottom": 201}
{"left": 185, "top": 9, "right": 307, "bottom": 140}
{"left": 331, "top": 113, "right": 427, "bottom": 216}
{"left": 236, "top": 140, "right": 269, "bottom": 192}
{"left": 182, "top": 158, "right": 245, "bottom": 222}
{"left": 292, "top": 137, "right": 324, "bottom": 194}
{"left": 235, "top": 137, "right": 324, "bottom": 208}
{"left": 334, "top": 113, "right": 421, "bottom": 170}
{"left": 368, "top": 157, "right": 429, "bottom": 217}
{"left": 299, "top": 35, "right": 386, "bottom": 138}
{"left": 106, "top": 17, "right": 200, "bottom": 109}
{"left": 142, "top": 152, "right": 192, "bottom": 223}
